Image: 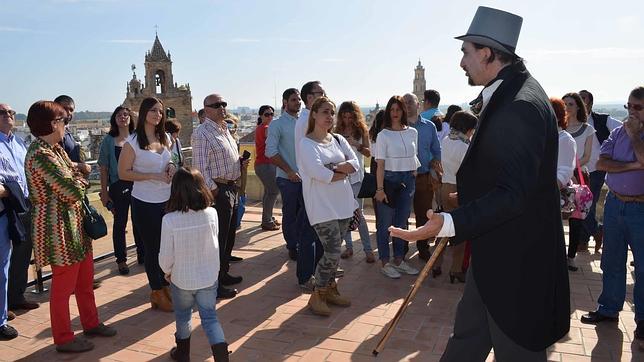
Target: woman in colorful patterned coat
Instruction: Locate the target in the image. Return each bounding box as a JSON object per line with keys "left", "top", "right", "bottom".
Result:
{"left": 25, "top": 101, "right": 116, "bottom": 353}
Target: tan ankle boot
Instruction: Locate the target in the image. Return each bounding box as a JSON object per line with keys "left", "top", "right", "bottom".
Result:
{"left": 308, "top": 287, "right": 331, "bottom": 316}
{"left": 326, "top": 281, "right": 351, "bottom": 307}
{"left": 150, "top": 289, "right": 173, "bottom": 312}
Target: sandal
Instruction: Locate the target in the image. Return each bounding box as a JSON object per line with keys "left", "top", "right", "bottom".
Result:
{"left": 56, "top": 337, "right": 95, "bottom": 353}
{"left": 340, "top": 248, "right": 353, "bottom": 259}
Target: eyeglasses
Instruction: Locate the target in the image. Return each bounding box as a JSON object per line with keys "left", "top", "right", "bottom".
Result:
{"left": 625, "top": 103, "right": 644, "bottom": 111}
{"left": 205, "top": 102, "right": 227, "bottom": 109}
{"left": 263, "top": 112, "right": 274, "bottom": 117}
{"left": 0, "top": 109, "right": 16, "bottom": 117}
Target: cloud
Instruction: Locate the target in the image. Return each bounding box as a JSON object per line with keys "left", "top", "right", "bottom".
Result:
{"left": 228, "top": 38, "right": 261, "bottom": 43}
{"left": 0, "top": 26, "right": 44, "bottom": 33}
{"left": 106, "top": 39, "right": 150, "bottom": 44}
{"left": 274, "top": 38, "right": 311, "bottom": 44}
{"left": 321, "top": 58, "right": 345, "bottom": 63}
{"left": 524, "top": 48, "right": 644, "bottom": 60}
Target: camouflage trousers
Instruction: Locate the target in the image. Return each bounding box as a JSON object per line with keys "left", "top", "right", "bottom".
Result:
{"left": 312, "top": 218, "right": 352, "bottom": 288}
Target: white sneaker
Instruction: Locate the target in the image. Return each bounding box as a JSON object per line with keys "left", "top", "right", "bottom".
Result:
{"left": 381, "top": 263, "right": 402, "bottom": 279}
{"left": 392, "top": 261, "right": 419, "bottom": 275}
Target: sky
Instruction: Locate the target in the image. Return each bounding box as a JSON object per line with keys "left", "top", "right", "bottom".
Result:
{"left": 2, "top": 0, "right": 643, "bottom": 113}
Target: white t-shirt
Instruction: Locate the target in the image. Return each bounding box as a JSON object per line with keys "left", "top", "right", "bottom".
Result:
{"left": 374, "top": 128, "right": 421, "bottom": 172}
{"left": 568, "top": 123, "right": 595, "bottom": 171}
{"left": 298, "top": 134, "right": 359, "bottom": 226}
{"left": 557, "top": 130, "right": 577, "bottom": 186}
{"left": 294, "top": 108, "right": 310, "bottom": 170}
{"left": 345, "top": 136, "right": 365, "bottom": 185}
{"left": 587, "top": 114, "right": 622, "bottom": 173}
{"left": 441, "top": 135, "right": 470, "bottom": 185}
{"left": 159, "top": 208, "right": 220, "bottom": 290}
{"left": 126, "top": 133, "right": 172, "bottom": 203}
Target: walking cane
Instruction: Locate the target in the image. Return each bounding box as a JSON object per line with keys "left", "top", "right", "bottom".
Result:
{"left": 372, "top": 236, "right": 450, "bottom": 356}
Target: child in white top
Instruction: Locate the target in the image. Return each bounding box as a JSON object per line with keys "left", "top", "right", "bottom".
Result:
{"left": 159, "top": 167, "right": 229, "bottom": 361}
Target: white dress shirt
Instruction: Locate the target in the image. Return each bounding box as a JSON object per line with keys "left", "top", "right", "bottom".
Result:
{"left": 159, "top": 208, "right": 220, "bottom": 290}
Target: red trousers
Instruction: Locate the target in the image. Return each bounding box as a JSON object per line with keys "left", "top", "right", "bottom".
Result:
{"left": 50, "top": 253, "right": 99, "bottom": 345}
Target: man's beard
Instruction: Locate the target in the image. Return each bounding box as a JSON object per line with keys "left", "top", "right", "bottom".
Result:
{"left": 467, "top": 75, "right": 475, "bottom": 86}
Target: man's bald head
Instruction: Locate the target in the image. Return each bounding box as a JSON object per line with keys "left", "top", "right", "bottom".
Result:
{"left": 402, "top": 93, "right": 419, "bottom": 119}
{"left": 0, "top": 103, "right": 16, "bottom": 135}
{"left": 202, "top": 94, "right": 227, "bottom": 123}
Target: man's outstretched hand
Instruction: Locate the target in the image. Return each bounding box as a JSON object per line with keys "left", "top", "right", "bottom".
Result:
{"left": 389, "top": 210, "right": 445, "bottom": 242}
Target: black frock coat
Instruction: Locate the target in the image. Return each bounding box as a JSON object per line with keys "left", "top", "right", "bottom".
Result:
{"left": 450, "top": 62, "right": 570, "bottom": 351}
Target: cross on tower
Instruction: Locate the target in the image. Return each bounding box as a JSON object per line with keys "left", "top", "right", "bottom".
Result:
{"left": 154, "top": 24, "right": 159, "bottom": 36}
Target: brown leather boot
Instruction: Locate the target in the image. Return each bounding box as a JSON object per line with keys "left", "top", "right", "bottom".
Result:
{"left": 308, "top": 287, "right": 331, "bottom": 316}
{"left": 150, "top": 289, "right": 173, "bottom": 312}
{"left": 211, "top": 342, "right": 230, "bottom": 362}
{"left": 326, "top": 281, "right": 351, "bottom": 307}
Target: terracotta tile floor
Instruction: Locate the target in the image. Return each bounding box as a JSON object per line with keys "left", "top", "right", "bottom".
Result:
{"left": 4, "top": 203, "right": 643, "bottom": 361}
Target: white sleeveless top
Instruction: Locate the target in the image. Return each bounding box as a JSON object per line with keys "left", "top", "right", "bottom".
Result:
{"left": 126, "top": 133, "right": 172, "bottom": 203}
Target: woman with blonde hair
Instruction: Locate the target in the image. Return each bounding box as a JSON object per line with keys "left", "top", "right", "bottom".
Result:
{"left": 335, "top": 101, "right": 375, "bottom": 263}
{"left": 298, "top": 97, "right": 358, "bottom": 316}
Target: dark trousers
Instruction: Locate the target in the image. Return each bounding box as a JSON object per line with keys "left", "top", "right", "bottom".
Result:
{"left": 275, "top": 177, "right": 301, "bottom": 252}
{"left": 294, "top": 185, "right": 323, "bottom": 285}
{"left": 8, "top": 212, "right": 33, "bottom": 306}
{"left": 214, "top": 183, "right": 239, "bottom": 277}
{"left": 131, "top": 197, "right": 167, "bottom": 290}
{"left": 441, "top": 268, "right": 547, "bottom": 362}
{"left": 582, "top": 170, "right": 606, "bottom": 241}
{"left": 568, "top": 218, "right": 585, "bottom": 259}
{"left": 108, "top": 180, "right": 143, "bottom": 263}
{"left": 414, "top": 173, "right": 435, "bottom": 257}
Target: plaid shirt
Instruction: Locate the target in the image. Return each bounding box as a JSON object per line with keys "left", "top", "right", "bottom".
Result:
{"left": 191, "top": 118, "right": 240, "bottom": 190}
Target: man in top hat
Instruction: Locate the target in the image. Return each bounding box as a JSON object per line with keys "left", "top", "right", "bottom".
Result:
{"left": 390, "top": 6, "right": 570, "bottom": 360}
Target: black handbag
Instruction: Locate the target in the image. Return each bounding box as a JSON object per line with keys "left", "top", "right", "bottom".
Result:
{"left": 82, "top": 197, "right": 107, "bottom": 240}
{"left": 357, "top": 173, "right": 376, "bottom": 198}
{"left": 383, "top": 180, "right": 406, "bottom": 208}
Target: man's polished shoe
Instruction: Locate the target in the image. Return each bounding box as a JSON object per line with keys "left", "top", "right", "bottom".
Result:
{"left": 216, "top": 286, "right": 237, "bottom": 299}
{"left": 580, "top": 310, "right": 619, "bottom": 324}
{"left": 229, "top": 255, "right": 243, "bottom": 263}
{"left": 219, "top": 273, "right": 242, "bottom": 286}
{"left": 9, "top": 300, "right": 39, "bottom": 310}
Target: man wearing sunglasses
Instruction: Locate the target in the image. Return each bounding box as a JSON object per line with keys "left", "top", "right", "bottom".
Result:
{"left": 581, "top": 87, "right": 644, "bottom": 339}
{"left": 191, "top": 94, "right": 247, "bottom": 299}
{"left": 577, "top": 90, "right": 623, "bottom": 253}
{"left": 0, "top": 103, "right": 40, "bottom": 334}
{"left": 53, "top": 95, "right": 91, "bottom": 177}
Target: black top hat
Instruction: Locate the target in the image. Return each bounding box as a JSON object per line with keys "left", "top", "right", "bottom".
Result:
{"left": 455, "top": 6, "right": 523, "bottom": 56}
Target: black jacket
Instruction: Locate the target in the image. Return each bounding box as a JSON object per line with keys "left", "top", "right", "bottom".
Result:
{"left": 1, "top": 181, "right": 30, "bottom": 244}
{"left": 451, "top": 62, "right": 570, "bottom": 351}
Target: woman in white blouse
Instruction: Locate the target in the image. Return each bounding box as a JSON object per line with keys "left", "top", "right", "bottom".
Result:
{"left": 299, "top": 97, "right": 358, "bottom": 317}
{"left": 159, "top": 167, "right": 228, "bottom": 362}
{"left": 562, "top": 94, "right": 590, "bottom": 271}
{"left": 551, "top": 98, "right": 577, "bottom": 189}
{"left": 434, "top": 111, "right": 478, "bottom": 283}
{"left": 374, "top": 96, "right": 421, "bottom": 279}
{"left": 118, "top": 97, "right": 176, "bottom": 312}
{"left": 335, "top": 101, "right": 375, "bottom": 263}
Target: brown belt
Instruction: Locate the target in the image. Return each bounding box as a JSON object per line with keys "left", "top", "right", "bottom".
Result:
{"left": 612, "top": 191, "right": 644, "bottom": 203}
{"left": 214, "top": 177, "right": 240, "bottom": 186}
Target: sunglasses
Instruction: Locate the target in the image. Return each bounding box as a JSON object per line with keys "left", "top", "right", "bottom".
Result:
{"left": 263, "top": 112, "right": 274, "bottom": 117}
{"left": 205, "top": 102, "right": 227, "bottom": 109}
{"left": 625, "top": 103, "right": 644, "bottom": 111}
{"left": 0, "top": 109, "right": 16, "bottom": 117}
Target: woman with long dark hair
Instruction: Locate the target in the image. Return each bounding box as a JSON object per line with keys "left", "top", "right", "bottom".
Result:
{"left": 98, "top": 106, "right": 144, "bottom": 275}
{"left": 118, "top": 97, "right": 176, "bottom": 311}
{"left": 255, "top": 105, "right": 281, "bottom": 230}
{"left": 335, "top": 101, "right": 375, "bottom": 263}
{"left": 374, "top": 96, "right": 420, "bottom": 279}
{"left": 562, "top": 92, "right": 593, "bottom": 270}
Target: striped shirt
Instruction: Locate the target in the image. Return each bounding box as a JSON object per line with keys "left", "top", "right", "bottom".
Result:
{"left": 0, "top": 152, "right": 23, "bottom": 213}
{"left": 191, "top": 118, "right": 240, "bottom": 190}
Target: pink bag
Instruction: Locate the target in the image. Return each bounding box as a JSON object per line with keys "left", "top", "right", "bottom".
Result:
{"left": 569, "top": 160, "right": 593, "bottom": 220}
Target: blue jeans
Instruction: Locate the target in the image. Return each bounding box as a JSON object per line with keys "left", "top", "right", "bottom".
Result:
{"left": 235, "top": 194, "right": 246, "bottom": 229}
{"left": 597, "top": 193, "right": 644, "bottom": 321}
{"left": 171, "top": 282, "right": 225, "bottom": 345}
{"left": 376, "top": 171, "right": 416, "bottom": 262}
{"left": 582, "top": 170, "right": 606, "bottom": 239}
{"left": 0, "top": 214, "right": 11, "bottom": 326}
{"left": 275, "top": 177, "right": 301, "bottom": 252}
{"left": 343, "top": 181, "right": 372, "bottom": 252}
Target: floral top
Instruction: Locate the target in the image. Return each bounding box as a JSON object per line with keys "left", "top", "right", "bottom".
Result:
{"left": 25, "top": 138, "right": 91, "bottom": 267}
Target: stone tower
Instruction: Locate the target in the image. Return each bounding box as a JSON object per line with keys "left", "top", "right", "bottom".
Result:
{"left": 413, "top": 59, "right": 426, "bottom": 102}
{"left": 123, "top": 34, "right": 193, "bottom": 146}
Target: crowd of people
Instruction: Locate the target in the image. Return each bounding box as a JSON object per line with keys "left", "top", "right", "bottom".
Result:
{"left": 0, "top": 5, "right": 643, "bottom": 360}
